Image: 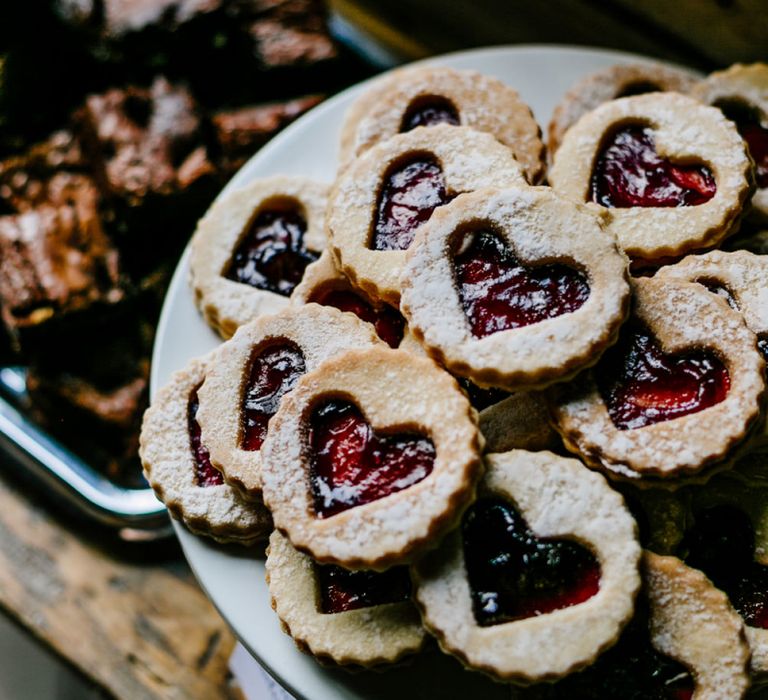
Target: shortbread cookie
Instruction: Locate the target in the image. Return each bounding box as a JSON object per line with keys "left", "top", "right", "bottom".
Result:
{"left": 327, "top": 124, "right": 527, "bottom": 306}
{"left": 190, "top": 176, "right": 327, "bottom": 338}
{"left": 412, "top": 449, "right": 640, "bottom": 684}
{"left": 339, "top": 65, "right": 544, "bottom": 183}
{"left": 140, "top": 354, "right": 271, "bottom": 545}
{"left": 291, "top": 251, "right": 406, "bottom": 348}
{"left": 550, "top": 277, "right": 765, "bottom": 481}
{"left": 549, "top": 93, "right": 753, "bottom": 265}
{"left": 196, "top": 305, "right": 381, "bottom": 501}
{"left": 261, "top": 346, "right": 483, "bottom": 571}
{"left": 400, "top": 186, "right": 630, "bottom": 391}
{"left": 548, "top": 62, "right": 697, "bottom": 156}
{"left": 265, "top": 531, "right": 426, "bottom": 667}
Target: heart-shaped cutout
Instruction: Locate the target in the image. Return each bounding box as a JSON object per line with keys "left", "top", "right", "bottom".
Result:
{"left": 371, "top": 155, "right": 451, "bottom": 251}
{"left": 226, "top": 204, "right": 318, "bottom": 295}
{"left": 240, "top": 342, "right": 306, "bottom": 451}
{"left": 400, "top": 97, "right": 460, "bottom": 132}
{"left": 462, "top": 498, "right": 600, "bottom": 626}
{"left": 453, "top": 231, "right": 590, "bottom": 339}
{"left": 312, "top": 288, "right": 405, "bottom": 348}
{"left": 188, "top": 386, "right": 224, "bottom": 487}
{"left": 309, "top": 399, "right": 435, "bottom": 518}
{"left": 596, "top": 324, "right": 730, "bottom": 431}
{"left": 683, "top": 505, "right": 768, "bottom": 629}
{"left": 316, "top": 563, "right": 411, "bottom": 614}
{"left": 717, "top": 101, "right": 768, "bottom": 188}
{"left": 590, "top": 126, "right": 716, "bottom": 208}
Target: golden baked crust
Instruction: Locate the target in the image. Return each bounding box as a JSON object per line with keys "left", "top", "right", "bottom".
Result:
{"left": 339, "top": 65, "right": 544, "bottom": 183}
{"left": 550, "top": 277, "right": 766, "bottom": 481}
{"left": 476, "top": 391, "right": 560, "bottom": 454}
{"left": 190, "top": 175, "right": 328, "bottom": 338}
{"left": 260, "top": 346, "right": 483, "bottom": 571}
{"left": 400, "top": 186, "right": 631, "bottom": 391}
{"left": 412, "top": 449, "right": 641, "bottom": 684}
{"left": 139, "top": 353, "right": 272, "bottom": 545}
{"left": 327, "top": 124, "right": 527, "bottom": 306}
{"left": 549, "top": 93, "right": 754, "bottom": 263}
{"left": 265, "top": 531, "right": 426, "bottom": 667}
{"left": 548, "top": 62, "right": 697, "bottom": 157}
{"left": 196, "top": 305, "right": 382, "bottom": 501}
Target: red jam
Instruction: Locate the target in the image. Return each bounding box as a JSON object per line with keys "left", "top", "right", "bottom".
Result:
{"left": 309, "top": 400, "right": 435, "bottom": 518}
{"left": 530, "top": 614, "right": 694, "bottom": 700}
{"left": 311, "top": 287, "right": 405, "bottom": 348}
{"left": 683, "top": 505, "right": 768, "bottom": 629}
{"left": 400, "top": 97, "right": 460, "bottom": 132}
{"left": 241, "top": 343, "right": 306, "bottom": 451}
{"left": 597, "top": 324, "right": 730, "bottom": 431}
{"left": 462, "top": 498, "right": 600, "bottom": 627}
{"left": 316, "top": 563, "right": 411, "bottom": 614}
{"left": 371, "top": 156, "right": 451, "bottom": 251}
{"left": 717, "top": 101, "right": 768, "bottom": 188}
{"left": 225, "top": 206, "right": 318, "bottom": 295}
{"left": 188, "top": 386, "right": 224, "bottom": 487}
{"left": 454, "top": 231, "right": 590, "bottom": 339}
{"left": 590, "top": 126, "right": 716, "bottom": 208}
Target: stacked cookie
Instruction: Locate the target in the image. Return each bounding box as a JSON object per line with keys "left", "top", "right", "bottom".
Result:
{"left": 141, "top": 62, "right": 768, "bottom": 695}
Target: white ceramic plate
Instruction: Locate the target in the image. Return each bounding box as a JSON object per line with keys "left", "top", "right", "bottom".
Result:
{"left": 151, "top": 45, "right": 696, "bottom": 699}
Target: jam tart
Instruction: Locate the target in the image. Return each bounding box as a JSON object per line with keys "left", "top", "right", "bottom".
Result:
{"left": 549, "top": 276, "right": 766, "bottom": 482}
{"left": 412, "top": 449, "right": 641, "bottom": 684}
{"left": 139, "top": 354, "right": 271, "bottom": 545}
{"left": 547, "top": 62, "right": 697, "bottom": 157}
{"left": 400, "top": 186, "right": 631, "bottom": 391}
{"left": 196, "top": 305, "right": 382, "bottom": 502}
{"left": 291, "top": 251, "right": 407, "bottom": 349}
{"left": 691, "top": 63, "right": 768, "bottom": 223}
{"left": 260, "top": 346, "right": 483, "bottom": 571}
{"left": 327, "top": 124, "right": 527, "bottom": 306}
{"left": 265, "top": 531, "right": 426, "bottom": 667}
{"left": 190, "top": 176, "right": 327, "bottom": 338}
{"left": 339, "top": 65, "right": 545, "bottom": 183}
{"left": 527, "top": 552, "right": 751, "bottom": 699}
{"left": 549, "top": 92, "right": 754, "bottom": 265}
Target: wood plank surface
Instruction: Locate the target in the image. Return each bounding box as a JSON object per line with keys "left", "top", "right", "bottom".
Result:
{"left": 0, "top": 473, "right": 238, "bottom": 700}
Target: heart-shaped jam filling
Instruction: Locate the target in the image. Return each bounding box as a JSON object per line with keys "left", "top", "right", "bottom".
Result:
{"left": 597, "top": 324, "right": 730, "bottom": 431}
{"left": 462, "top": 498, "right": 600, "bottom": 626}
{"left": 309, "top": 400, "right": 435, "bottom": 518}
{"left": 457, "top": 376, "right": 510, "bottom": 411}
{"left": 371, "top": 156, "right": 451, "bottom": 251}
{"left": 316, "top": 563, "right": 411, "bottom": 614}
{"left": 453, "top": 231, "right": 590, "bottom": 339}
{"left": 188, "top": 386, "right": 224, "bottom": 487}
{"left": 531, "top": 615, "right": 694, "bottom": 700}
{"left": 310, "top": 288, "right": 405, "bottom": 348}
{"left": 241, "top": 342, "right": 306, "bottom": 451}
{"left": 400, "top": 97, "right": 460, "bottom": 132}
{"left": 225, "top": 204, "right": 319, "bottom": 296}
{"left": 590, "top": 126, "right": 716, "bottom": 208}
{"left": 717, "top": 101, "right": 768, "bottom": 188}
{"left": 682, "top": 505, "right": 768, "bottom": 629}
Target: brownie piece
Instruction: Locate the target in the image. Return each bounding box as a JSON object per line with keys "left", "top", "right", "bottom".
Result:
{"left": 212, "top": 94, "right": 323, "bottom": 174}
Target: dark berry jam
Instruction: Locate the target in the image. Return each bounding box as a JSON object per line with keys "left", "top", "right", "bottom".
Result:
{"left": 454, "top": 231, "right": 590, "bottom": 339}
{"left": 311, "top": 287, "right": 405, "bottom": 348}
{"left": 462, "top": 498, "right": 600, "bottom": 627}
{"left": 188, "top": 386, "right": 224, "bottom": 487}
{"left": 682, "top": 505, "right": 768, "bottom": 629}
{"left": 717, "top": 101, "right": 768, "bottom": 188}
{"left": 371, "top": 156, "right": 451, "bottom": 251}
{"left": 241, "top": 342, "right": 306, "bottom": 451}
{"left": 590, "top": 126, "right": 716, "bottom": 208}
{"left": 400, "top": 96, "right": 460, "bottom": 132}
{"left": 527, "top": 614, "right": 694, "bottom": 700}
{"left": 316, "top": 563, "right": 411, "bottom": 614}
{"left": 309, "top": 400, "right": 435, "bottom": 518}
{"left": 596, "top": 324, "right": 730, "bottom": 431}
{"left": 457, "top": 376, "right": 510, "bottom": 411}
{"left": 225, "top": 205, "right": 318, "bottom": 296}
{"left": 758, "top": 334, "right": 768, "bottom": 362}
